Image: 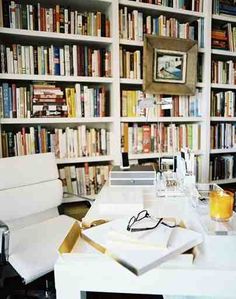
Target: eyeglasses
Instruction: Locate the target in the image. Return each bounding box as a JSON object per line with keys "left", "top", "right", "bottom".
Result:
{"left": 127, "top": 210, "right": 178, "bottom": 232}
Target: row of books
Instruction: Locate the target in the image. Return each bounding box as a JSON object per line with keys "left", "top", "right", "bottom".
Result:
{"left": 0, "top": 44, "right": 112, "bottom": 77}
{"left": 213, "top": 0, "right": 236, "bottom": 16}
{"left": 1, "top": 126, "right": 110, "bottom": 159}
{"left": 210, "top": 123, "right": 236, "bottom": 149}
{"left": 0, "top": 82, "right": 110, "bottom": 118}
{"left": 130, "top": 0, "right": 203, "bottom": 12}
{"left": 119, "top": 48, "right": 142, "bottom": 79}
{"left": 59, "top": 164, "right": 110, "bottom": 196}
{"left": 211, "top": 60, "right": 236, "bottom": 85}
{"left": 210, "top": 155, "right": 236, "bottom": 181}
{"left": 212, "top": 24, "right": 236, "bottom": 51}
{"left": 211, "top": 90, "right": 236, "bottom": 117}
{"left": 119, "top": 9, "right": 196, "bottom": 41}
{"left": 121, "top": 123, "right": 201, "bottom": 154}
{"left": 121, "top": 90, "right": 202, "bottom": 117}
{"left": 0, "top": 2, "right": 110, "bottom": 37}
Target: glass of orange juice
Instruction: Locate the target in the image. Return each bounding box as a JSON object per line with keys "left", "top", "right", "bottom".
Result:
{"left": 209, "top": 190, "right": 234, "bottom": 222}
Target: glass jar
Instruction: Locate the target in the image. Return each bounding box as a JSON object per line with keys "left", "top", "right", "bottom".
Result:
{"left": 209, "top": 190, "right": 234, "bottom": 222}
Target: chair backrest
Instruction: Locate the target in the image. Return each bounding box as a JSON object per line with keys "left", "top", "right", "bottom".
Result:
{"left": 0, "top": 153, "right": 63, "bottom": 223}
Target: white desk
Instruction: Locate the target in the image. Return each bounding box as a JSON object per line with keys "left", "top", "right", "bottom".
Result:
{"left": 55, "top": 185, "right": 236, "bottom": 299}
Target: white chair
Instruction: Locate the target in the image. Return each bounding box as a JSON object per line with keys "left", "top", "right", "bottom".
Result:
{"left": 0, "top": 153, "right": 89, "bottom": 297}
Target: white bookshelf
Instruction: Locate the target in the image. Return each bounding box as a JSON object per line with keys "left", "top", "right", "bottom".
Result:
{"left": 1, "top": 0, "right": 234, "bottom": 185}
{"left": 211, "top": 83, "right": 236, "bottom": 90}
{"left": 211, "top": 178, "right": 236, "bottom": 185}
{"left": 210, "top": 117, "right": 236, "bottom": 122}
{"left": 0, "top": 117, "right": 114, "bottom": 125}
{"left": 120, "top": 78, "right": 205, "bottom": 87}
{"left": 56, "top": 155, "right": 113, "bottom": 164}
{"left": 0, "top": 27, "right": 113, "bottom": 44}
{"left": 119, "top": 0, "right": 205, "bottom": 19}
{"left": 120, "top": 38, "right": 205, "bottom": 53}
{"left": 129, "top": 150, "right": 203, "bottom": 160}
{"left": 210, "top": 148, "right": 236, "bottom": 154}
{"left": 211, "top": 49, "right": 236, "bottom": 57}
{"left": 120, "top": 117, "right": 203, "bottom": 123}
{"left": 118, "top": 0, "right": 208, "bottom": 183}
{"left": 212, "top": 13, "right": 236, "bottom": 23}
{"left": 0, "top": 0, "right": 119, "bottom": 173}
{"left": 210, "top": 3, "right": 236, "bottom": 184}
{"left": 0, "top": 74, "right": 114, "bottom": 83}
{"left": 120, "top": 78, "right": 143, "bottom": 85}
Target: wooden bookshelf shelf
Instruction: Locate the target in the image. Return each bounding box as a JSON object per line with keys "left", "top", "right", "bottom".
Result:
{"left": 56, "top": 155, "right": 113, "bottom": 164}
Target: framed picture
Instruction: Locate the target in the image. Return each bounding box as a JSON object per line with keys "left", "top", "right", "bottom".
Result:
{"left": 143, "top": 35, "right": 198, "bottom": 95}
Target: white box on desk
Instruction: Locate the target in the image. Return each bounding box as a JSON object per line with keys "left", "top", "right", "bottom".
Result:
{"left": 58, "top": 221, "right": 199, "bottom": 275}
{"left": 109, "top": 165, "right": 156, "bottom": 187}
{"left": 97, "top": 187, "right": 144, "bottom": 216}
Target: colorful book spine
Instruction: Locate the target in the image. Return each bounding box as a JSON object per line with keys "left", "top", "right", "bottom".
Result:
{"left": 0, "top": 43, "right": 112, "bottom": 78}
{"left": 121, "top": 123, "right": 201, "bottom": 154}
{"left": 0, "top": 2, "right": 110, "bottom": 37}
{"left": 1, "top": 126, "right": 110, "bottom": 158}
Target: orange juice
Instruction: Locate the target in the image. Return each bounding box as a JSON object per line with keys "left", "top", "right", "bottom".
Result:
{"left": 209, "top": 191, "right": 234, "bottom": 222}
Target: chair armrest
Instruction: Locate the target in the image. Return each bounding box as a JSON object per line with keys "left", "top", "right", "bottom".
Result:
{"left": 0, "top": 221, "right": 10, "bottom": 264}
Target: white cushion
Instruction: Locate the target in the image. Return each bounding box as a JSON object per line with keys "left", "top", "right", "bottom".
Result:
{"left": 0, "top": 180, "right": 63, "bottom": 222}
{"left": 0, "top": 153, "right": 58, "bottom": 190}
{"left": 9, "top": 215, "right": 75, "bottom": 284}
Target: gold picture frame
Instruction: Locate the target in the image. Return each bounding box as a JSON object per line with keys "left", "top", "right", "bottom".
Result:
{"left": 143, "top": 35, "right": 198, "bottom": 95}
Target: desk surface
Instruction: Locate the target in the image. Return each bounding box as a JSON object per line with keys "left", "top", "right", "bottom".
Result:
{"left": 55, "top": 185, "right": 236, "bottom": 299}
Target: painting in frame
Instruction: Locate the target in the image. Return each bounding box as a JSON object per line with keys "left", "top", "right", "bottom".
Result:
{"left": 143, "top": 35, "right": 198, "bottom": 95}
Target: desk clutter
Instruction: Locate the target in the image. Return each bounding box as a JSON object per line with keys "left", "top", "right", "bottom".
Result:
{"left": 59, "top": 209, "right": 202, "bottom": 276}
{"left": 81, "top": 214, "right": 203, "bottom": 275}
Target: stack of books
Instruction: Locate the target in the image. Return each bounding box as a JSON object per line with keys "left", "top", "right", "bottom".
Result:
{"left": 119, "top": 48, "right": 142, "bottom": 79}
{"left": 213, "top": 0, "right": 236, "bottom": 16}
{"left": 32, "top": 84, "right": 67, "bottom": 118}
{"left": 59, "top": 163, "right": 111, "bottom": 196}
{"left": 212, "top": 27, "right": 229, "bottom": 50}
{"left": 212, "top": 24, "right": 236, "bottom": 52}
{"left": 210, "top": 123, "right": 236, "bottom": 149}
{"left": 1, "top": 126, "right": 110, "bottom": 158}
{"left": 0, "top": 44, "right": 111, "bottom": 77}
{"left": 0, "top": 82, "right": 110, "bottom": 119}
{"left": 1, "top": 2, "right": 110, "bottom": 37}
{"left": 211, "top": 59, "right": 236, "bottom": 84}
{"left": 119, "top": 9, "right": 196, "bottom": 41}
{"left": 121, "top": 90, "right": 202, "bottom": 118}
{"left": 211, "top": 90, "right": 236, "bottom": 117}
{"left": 210, "top": 155, "right": 236, "bottom": 181}
{"left": 121, "top": 123, "right": 201, "bottom": 153}
{"left": 127, "top": 0, "right": 203, "bottom": 12}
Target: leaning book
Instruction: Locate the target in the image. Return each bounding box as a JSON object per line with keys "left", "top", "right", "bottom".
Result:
{"left": 81, "top": 217, "right": 203, "bottom": 275}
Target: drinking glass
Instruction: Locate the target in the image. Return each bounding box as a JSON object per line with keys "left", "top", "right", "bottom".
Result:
{"left": 209, "top": 190, "right": 234, "bottom": 222}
